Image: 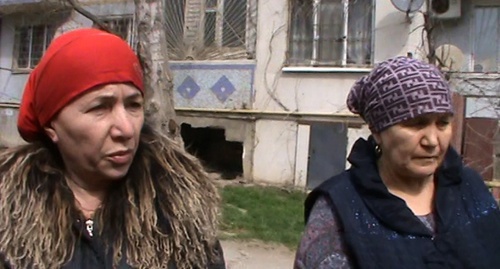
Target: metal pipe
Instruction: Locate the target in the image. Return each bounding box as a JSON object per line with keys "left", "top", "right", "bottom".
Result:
{"left": 311, "top": 0, "right": 321, "bottom": 65}
{"left": 342, "top": 0, "right": 349, "bottom": 66}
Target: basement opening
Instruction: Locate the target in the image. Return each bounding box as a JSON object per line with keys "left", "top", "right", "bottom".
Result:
{"left": 180, "top": 123, "right": 243, "bottom": 179}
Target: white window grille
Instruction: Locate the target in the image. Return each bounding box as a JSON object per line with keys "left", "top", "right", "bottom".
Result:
{"left": 164, "top": 0, "right": 257, "bottom": 60}
{"left": 473, "top": 6, "right": 500, "bottom": 73}
{"left": 288, "top": 0, "right": 374, "bottom": 67}
{"left": 13, "top": 24, "right": 56, "bottom": 70}
{"left": 96, "top": 16, "right": 136, "bottom": 49}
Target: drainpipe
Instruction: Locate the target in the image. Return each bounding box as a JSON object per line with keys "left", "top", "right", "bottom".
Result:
{"left": 311, "top": 0, "right": 321, "bottom": 66}
{"left": 342, "top": 0, "right": 349, "bottom": 66}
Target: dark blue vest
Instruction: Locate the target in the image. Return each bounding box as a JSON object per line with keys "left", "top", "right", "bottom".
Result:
{"left": 305, "top": 138, "right": 500, "bottom": 269}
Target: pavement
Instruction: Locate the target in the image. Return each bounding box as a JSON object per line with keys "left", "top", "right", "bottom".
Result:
{"left": 221, "top": 240, "right": 295, "bottom": 269}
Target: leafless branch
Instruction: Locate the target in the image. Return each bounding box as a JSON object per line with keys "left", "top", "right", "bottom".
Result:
{"left": 263, "top": 23, "right": 290, "bottom": 111}
{"left": 66, "top": 0, "right": 110, "bottom": 32}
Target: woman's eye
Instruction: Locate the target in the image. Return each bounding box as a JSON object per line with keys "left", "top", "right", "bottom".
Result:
{"left": 437, "top": 120, "right": 450, "bottom": 127}
{"left": 128, "top": 102, "right": 143, "bottom": 109}
{"left": 89, "top": 104, "right": 106, "bottom": 112}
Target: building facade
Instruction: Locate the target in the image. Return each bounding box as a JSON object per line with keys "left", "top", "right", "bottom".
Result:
{"left": 0, "top": 0, "right": 499, "bottom": 188}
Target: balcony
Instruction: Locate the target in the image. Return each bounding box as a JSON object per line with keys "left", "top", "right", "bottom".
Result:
{"left": 0, "top": 0, "right": 65, "bottom": 15}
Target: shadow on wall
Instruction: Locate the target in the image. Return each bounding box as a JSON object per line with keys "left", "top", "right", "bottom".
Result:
{"left": 180, "top": 123, "right": 243, "bottom": 180}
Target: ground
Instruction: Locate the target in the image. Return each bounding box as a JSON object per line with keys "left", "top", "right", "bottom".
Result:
{"left": 221, "top": 239, "right": 295, "bottom": 269}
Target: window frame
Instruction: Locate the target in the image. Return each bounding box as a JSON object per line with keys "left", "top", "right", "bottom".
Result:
{"left": 471, "top": 5, "right": 500, "bottom": 73}
{"left": 95, "top": 15, "right": 136, "bottom": 49}
{"left": 166, "top": 0, "right": 257, "bottom": 60}
{"left": 12, "top": 24, "right": 55, "bottom": 72}
{"left": 10, "top": 12, "right": 69, "bottom": 73}
{"left": 287, "top": 0, "right": 375, "bottom": 68}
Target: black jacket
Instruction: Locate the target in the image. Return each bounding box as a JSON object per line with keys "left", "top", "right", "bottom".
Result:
{"left": 305, "top": 137, "right": 500, "bottom": 269}
{"left": 63, "top": 219, "right": 225, "bottom": 269}
{"left": 3, "top": 218, "right": 225, "bottom": 269}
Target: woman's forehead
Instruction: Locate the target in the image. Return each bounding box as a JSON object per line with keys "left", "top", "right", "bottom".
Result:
{"left": 63, "top": 83, "right": 142, "bottom": 109}
{"left": 77, "top": 83, "right": 141, "bottom": 99}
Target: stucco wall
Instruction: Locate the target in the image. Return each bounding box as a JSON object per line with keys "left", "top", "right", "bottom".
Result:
{"left": 253, "top": 0, "right": 426, "bottom": 114}
{"left": 0, "top": 18, "right": 28, "bottom": 103}
{"left": 251, "top": 0, "right": 429, "bottom": 186}
{"left": 0, "top": 18, "right": 32, "bottom": 146}
{"left": 252, "top": 120, "right": 297, "bottom": 185}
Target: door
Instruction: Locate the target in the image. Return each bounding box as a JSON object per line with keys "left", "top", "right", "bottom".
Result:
{"left": 307, "top": 122, "right": 347, "bottom": 189}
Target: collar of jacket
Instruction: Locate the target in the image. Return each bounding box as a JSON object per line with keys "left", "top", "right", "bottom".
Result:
{"left": 346, "top": 136, "right": 463, "bottom": 237}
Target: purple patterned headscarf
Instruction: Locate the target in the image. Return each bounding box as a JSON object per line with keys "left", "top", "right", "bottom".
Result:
{"left": 347, "top": 56, "right": 453, "bottom": 133}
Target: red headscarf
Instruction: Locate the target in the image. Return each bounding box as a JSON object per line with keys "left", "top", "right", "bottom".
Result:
{"left": 17, "top": 28, "right": 144, "bottom": 142}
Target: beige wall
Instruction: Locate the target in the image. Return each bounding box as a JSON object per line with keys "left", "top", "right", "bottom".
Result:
{"left": 252, "top": 120, "right": 298, "bottom": 185}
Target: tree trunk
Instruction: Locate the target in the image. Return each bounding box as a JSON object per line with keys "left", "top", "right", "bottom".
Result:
{"left": 134, "top": 0, "right": 178, "bottom": 138}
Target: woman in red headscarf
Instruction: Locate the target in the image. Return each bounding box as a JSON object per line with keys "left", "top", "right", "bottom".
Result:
{"left": 0, "top": 28, "right": 225, "bottom": 269}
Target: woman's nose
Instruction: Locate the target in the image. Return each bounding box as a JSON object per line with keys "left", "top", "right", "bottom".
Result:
{"left": 421, "top": 125, "right": 439, "bottom": 147}
{"left": 110, "top": 107, "right": 134, "bottom": 139}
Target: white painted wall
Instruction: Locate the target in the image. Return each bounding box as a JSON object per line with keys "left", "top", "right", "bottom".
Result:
{"left": 294, "top": 124, "right": 310, "bottom": 188}
{"left": 373, "top": 3, "right": 426, "bottom": 62}
{"left": 0, "top": 19, "right": 28, "bottom": 103}
{"left": 251, "top": 0, "right": 429, "bottom": 186}
{"left": 252, "top": 120, "right": 298, "bottom": 185}
{"left": 345, "top": 125, "right": 371, "bottom": 169}
{"left": 253, "top": 0, "right": 427, "bottom": 113}
{"left": 0, "top": 17, "right": 31, "bottom": 146}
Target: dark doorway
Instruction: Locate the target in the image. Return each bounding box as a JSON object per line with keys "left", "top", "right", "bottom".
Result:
{"left": 307, "top": 122, "right": 348, "bottom": 189}
{"left": 180, "top": 123, "right": 243, "bottom": 179}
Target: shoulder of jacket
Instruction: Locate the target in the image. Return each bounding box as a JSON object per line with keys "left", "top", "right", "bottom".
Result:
{"left": 315, "top": 170, "right": 353, "bottom": 191}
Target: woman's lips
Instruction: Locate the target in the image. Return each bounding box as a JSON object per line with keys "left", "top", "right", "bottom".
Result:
{"left": 107, "top": 150, "right": 133, "bottom": 165}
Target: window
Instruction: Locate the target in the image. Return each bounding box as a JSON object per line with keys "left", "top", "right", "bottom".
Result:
{"left": 164, "top": 0, "right": 256, "bottom": 60}
{"left": 96, "top": 16, "right": 136, "bottom": 48}
{"left": 202, "top": 0, "right": 246, "bottom": 47}
{"left": 288, "top": 0, "right": 374, "bottom": 67}
{"left": 473, "top": 6, "right": 500, "bottom": 73}
{"left": 13, "top": 24, "right": 56, "bottom": 70}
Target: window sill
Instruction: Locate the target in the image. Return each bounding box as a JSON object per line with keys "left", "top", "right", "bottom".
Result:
{"left": 282, "top": 66, "right": 372, "bottom": 73}
{"left": 10, "top": 69, "right": 33, "bottom": 75}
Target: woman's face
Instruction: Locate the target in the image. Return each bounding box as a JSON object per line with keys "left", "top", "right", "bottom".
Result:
{"left": 373, "top": 113, "right": 453, "bottom": 181}
{"left": 44, "top": 83, "right": 144, "bottom": 183}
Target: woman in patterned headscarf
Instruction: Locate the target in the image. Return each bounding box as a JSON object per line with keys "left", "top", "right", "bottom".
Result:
{"left": 0, "top": 28, "right": 225, "bottom": 269}
{"left": 294, "top": 56, "right": 500, "bottom": 269}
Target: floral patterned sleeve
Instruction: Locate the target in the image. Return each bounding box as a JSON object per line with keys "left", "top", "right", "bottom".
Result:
{"left": 294, "top": 195, "right": 353, "bottom": 269}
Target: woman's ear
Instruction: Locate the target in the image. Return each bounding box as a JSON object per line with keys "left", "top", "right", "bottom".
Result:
{"left": 43, "top": 124, "right": 59, "bottom": 143}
